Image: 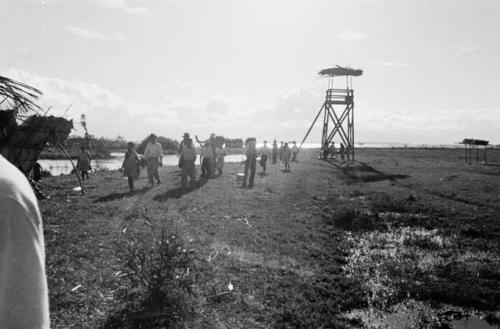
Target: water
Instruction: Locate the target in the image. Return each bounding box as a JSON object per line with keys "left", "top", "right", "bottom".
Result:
{"left": 39, "top": 153, "right": 246, "bottom": 176}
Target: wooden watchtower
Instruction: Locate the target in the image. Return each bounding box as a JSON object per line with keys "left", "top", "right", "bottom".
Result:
{"left": 299, "top": 65, "right": 363, "bottom": 160}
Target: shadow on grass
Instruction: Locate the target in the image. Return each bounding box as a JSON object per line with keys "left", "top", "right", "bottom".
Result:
{"left": 100, "top": 292, "right": 192, "bottom": 329}
{"left": 333, "top": 161, "right": 409, "bottom": 184}
{"left": 424, "top": 189, "right": 500, "bottom": 210}
{"left": 93, "top": 188, "right": 150, "bottom": 203}
{"left": 153, "top": 178, "right": 208, "bottom": 201}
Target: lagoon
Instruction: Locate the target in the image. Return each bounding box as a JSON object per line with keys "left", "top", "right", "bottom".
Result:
{"left": 39, "top": 152, "right": 246, "bottom": 176}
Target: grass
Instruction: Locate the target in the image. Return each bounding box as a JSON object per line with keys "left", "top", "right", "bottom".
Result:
{"left": 39, "top": 148, "right": 500, "bottom": 328}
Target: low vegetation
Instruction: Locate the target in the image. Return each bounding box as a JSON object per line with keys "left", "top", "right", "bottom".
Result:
{"left": 40, "top": 148, "right": 500, "bottom": 328}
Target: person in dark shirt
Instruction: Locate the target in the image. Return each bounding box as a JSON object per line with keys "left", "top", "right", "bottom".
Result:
{"left": 242, "top": 141, "right": 257, "bottom": 189}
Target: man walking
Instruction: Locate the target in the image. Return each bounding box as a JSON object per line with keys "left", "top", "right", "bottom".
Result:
{"left": 200, "top": 142, "right": 214, "bottom": 178}
{"left": 144, "top": 133, "right": 163, "bottom": 186}
{"left": 272, "top": 140, "right": 278, "bottom": 164}
{"left": 258, "top": 140, "right": 271, "bottom": 173}
{"left": 242, "top": 140, "right": 258, "bottom": 189}
{"left": 291, "top": 141, "right": 299, "bottom": 162}
{"left": 179, "top": 138, "right": 197, "bottom": 189}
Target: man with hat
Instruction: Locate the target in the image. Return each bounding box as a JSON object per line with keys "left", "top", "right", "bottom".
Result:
{"left": 179, "top": 138, "right": 197, "bottom": 189}
{"left": 258, "top": 140, "right": 271, "bottom": 173}
{"left": 179, "top": 132, "right": 190, "bottom": 153}
{"left": 0, "top": 110, "right": 50, "bottom": 328}
{"left": 144, "top": 133, "right": 163, "bottom": 186}
{"left": 242, "top": 140, "right": 258, "bottom": 188}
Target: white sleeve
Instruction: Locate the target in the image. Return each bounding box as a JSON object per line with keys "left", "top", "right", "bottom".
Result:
{"left": 144, "top": 143, "right": 151, "bottom": 158}
{"left": 0, "top": 197, "right": 50, "bottom": 329}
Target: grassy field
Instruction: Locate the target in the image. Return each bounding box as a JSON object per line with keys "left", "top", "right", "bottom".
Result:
{"left": 39, "top": 148, "right": 500, "bottom": 328}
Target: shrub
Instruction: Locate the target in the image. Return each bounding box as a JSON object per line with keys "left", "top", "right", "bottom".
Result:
{"left": 104, "top": 223, "right": 196, "bottom": 328}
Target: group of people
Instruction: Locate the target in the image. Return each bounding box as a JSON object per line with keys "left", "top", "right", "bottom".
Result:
{"left": 240, "top": 139, "right": 299, "bottom": 189}
{"left": 178, "top": 132, "right": 228, "bottom": 189}
{"left": 270, "top": 140, "right": 299, "bottom": 165}
{"left": 119, "top": 134, "right": 300, "bottom": 192}
{"left": 119, "top": 133, "right": 229, "bottom": 192}
{"left": 322, "top": 141, "right": 348, "bottom": 161}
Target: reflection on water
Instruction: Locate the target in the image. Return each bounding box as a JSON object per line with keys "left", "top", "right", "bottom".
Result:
{"left": 39, "top": 153, "right": 246, "bottom": 176}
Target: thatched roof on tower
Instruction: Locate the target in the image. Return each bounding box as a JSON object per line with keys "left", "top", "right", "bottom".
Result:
{"left": 318, "top": 65, "right": 363, "bottom": 77}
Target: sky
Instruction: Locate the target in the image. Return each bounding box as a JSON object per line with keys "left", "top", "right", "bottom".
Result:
{"left": 1, "top": 0, "right": 499, "bottom": 145}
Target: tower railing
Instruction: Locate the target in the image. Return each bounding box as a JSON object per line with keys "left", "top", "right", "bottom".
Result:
{"left": 326, "top": 89, "right": 354, "bottom": 104}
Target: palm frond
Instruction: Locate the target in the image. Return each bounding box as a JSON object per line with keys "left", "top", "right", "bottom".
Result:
{"left": 0, "top": 75, "right": 43, "bottom": 114}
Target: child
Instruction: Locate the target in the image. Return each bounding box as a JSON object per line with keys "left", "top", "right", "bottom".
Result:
{"left": 121, "top": 142, "right": 140, "bottom": 192}
{"left": 76, "top": 145, "right": 91, "bottom": 180}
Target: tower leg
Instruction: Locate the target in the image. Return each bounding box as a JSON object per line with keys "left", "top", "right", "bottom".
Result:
{"left": 298, "top": 104, "right": 325, "bottom": 151}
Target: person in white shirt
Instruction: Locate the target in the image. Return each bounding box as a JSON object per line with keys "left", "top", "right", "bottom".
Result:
{"left": 143, "top": 134, "right": 163, "bottom": 186}
{"left": 258, "top": 140, "right": 271, "bottom": 173}
{"left": 179, "top": 138, "right": 197, "bottom": 188}
{"left": 0, "top": 110, "right": 50, "bottom": 328}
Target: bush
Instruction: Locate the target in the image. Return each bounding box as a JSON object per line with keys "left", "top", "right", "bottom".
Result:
{"left": 103, "top": 223, "right": 196, "bottom": 328}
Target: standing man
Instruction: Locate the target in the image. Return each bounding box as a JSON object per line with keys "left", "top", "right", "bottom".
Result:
{"left": 179, "top": 132, "right": 190, "bottom": 154}
{"left": 339, "top": 143, "right": 346, "bottom": 161}
{"left": 0, "top": 111, "right": 50, "bottom": 328}
{"left": 200, "top": 142, "right": 214, "bottom": 178}
{"left": 322, "top": 142, "right": 329, "bottom": 160}
{"left": 215, "top": 142, "right": 228, "bottom": 176}
{"left": 209, "top": 133, "right": 217, "bottom": 177}
{"left": 282, "top": 142, "right": 292, "bottom": 172}
{"left": 279, "top": 141, "right": 285, "bottom": 162}
{"left": 329, "top": 142, "right": 337, "bottom": 160}
{"left": 258, "top": 140, "right": 271, "bottom": 173}
{"left": 291, "top": 141, "right": 299, "bottom": 162}
{"left": 179, "top": 138, "right": 197, "bottom": 189}
{"left": 272, "top": 140, "right": 278, "bottom": 164}
{"left": 144, "top": 133, "right": 163, "bottom": 186}
{"left": 242, "top": 140, "right": 258, "bottom": 189}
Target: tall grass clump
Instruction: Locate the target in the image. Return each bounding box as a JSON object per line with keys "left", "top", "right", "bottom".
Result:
{"left": 103, "top": 223, "right": 197, "bottom": 328}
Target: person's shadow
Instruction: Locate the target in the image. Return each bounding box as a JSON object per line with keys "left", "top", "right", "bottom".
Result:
{"left": 153, "top": 178, "right": 208, "bottom": 201}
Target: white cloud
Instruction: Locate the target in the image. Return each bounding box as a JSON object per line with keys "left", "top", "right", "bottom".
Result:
{"left": 89, "top": 0, "right": 150, "bottom": 16}
{"left": 67, "top": 26, "right": 105, "bottom": 40}
{"left": 67, "top": 26, "right": 130, "bottom": 42}
{"left": 333, "top": 30, "right": 367, "bottom": 43}
{"left": 458, "top": 46, "right": 477, "bottom": 53}
{"left": 3, "top": 69, "right": 498, "bottom": 144}
{"left": 110, "top": 32, "right": 130, "bottom": 42}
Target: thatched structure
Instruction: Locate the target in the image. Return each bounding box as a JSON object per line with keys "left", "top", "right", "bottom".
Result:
{"left": 461, "top": 138, "right": 489, "bottom": 146}
{"left": 318, "top": 65, "right": 363, "bottom": 77}
{"left": 460, "top": 138, "right": 489, "bottom": 164}
{"left": 1, "top": 75, "right": 73, "bottom": 175}
{"left": 8, "top": 115, "right": 73, "bottom": 174}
